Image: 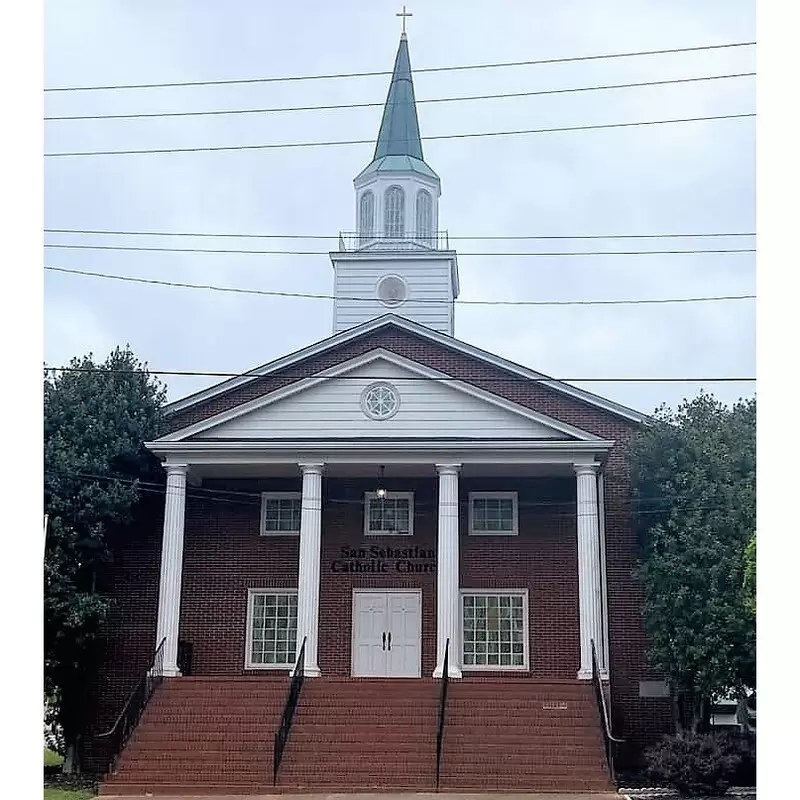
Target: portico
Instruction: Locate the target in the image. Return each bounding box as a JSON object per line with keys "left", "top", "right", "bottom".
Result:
{"left": 147, "top": 441, "right": 611, "bottom": 683}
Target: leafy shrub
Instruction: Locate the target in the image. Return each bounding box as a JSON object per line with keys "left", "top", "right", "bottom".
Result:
{"left": 645, "top": 732, "right": 741, "bottom": 796}
{"left": 716, "top": 730, "right": 756, "bottom": 786}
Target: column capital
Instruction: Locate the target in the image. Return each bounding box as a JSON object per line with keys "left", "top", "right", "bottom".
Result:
{"left": 435, "top": 463, "right": 462, "bottom": 475}
{"left": 298, "top": 462, "right": 325, "bottom": 475}
{"left": 163, "top": 462, "right": 189, "bottom": 476}
{"left": 574, "top": 462, "right": 600, "bottom": 477}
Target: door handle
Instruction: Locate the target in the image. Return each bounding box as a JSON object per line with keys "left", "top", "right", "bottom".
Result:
{"left": 382, "top": 631, "right": 386, "bottom": 651}
{"left": 387, "top": 631, "right": 392, "bottom": 651}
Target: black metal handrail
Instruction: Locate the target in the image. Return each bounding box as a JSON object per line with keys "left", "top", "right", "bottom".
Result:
{"left": 435, "top": 638, "right": 450, "bottom": 790}
{"left": 96, "top": 637, "right": 166, "bottom": 776}
{"left": 273, "top": 636, "right": 307, "bottom": 785}
{"left": 591, "top": 638, "right": 624, "bottom": 782}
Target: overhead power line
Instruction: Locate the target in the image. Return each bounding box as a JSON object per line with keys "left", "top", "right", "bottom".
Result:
{"left": 44, "top": 72, "right": 755, "bottom": 121}
{"left": 44, "top": 113, "right": 756, "bottom": 157}
{"left": 44, "top": 243, "right": 756, "bottom": 257}
{"left": 43, "top": 365, "right": 756, "bottom": 383}
{"left": 43, "top": 227, "right": 758, "bottom": 241}
{"left": 44, "top": 266, "right": 756, "bottom": 307}
{"left": 43, "top": 40, "right": 756, "bottom": 92}
{"left": 45, "top": 467, "right": 748, "bottom": 519}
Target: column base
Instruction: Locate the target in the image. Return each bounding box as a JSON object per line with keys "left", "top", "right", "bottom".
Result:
{"left": 153, "top": 665, "right": 182, "bottom": 678}
{"left": 293, "top": 664, "right": 321, "bottom": 677}
{"left": 433, "top": 665, "right": 462, "bottom": 679}
{"left": 577, "top": 668, "right": 609, "bottom": 681}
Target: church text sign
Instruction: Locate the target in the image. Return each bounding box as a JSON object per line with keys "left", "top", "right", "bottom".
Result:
{"left": 330, "top": 545, "right": 436, "bottom": 574}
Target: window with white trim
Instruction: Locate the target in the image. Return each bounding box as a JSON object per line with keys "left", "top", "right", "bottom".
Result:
{"left": 246, "top": 590, "right": 298, "bottom": 669}
{"left": 384, "top": 185, "right": 405, "bottom": 238}
{"left": 469, "top": 492, "right": 518, "bottom": 535}
{"left": 364, "top": 491, "right": 414, "bottom": 535}
{"left": 260, "top": 492, "right": 301, "bottom": 535}
{"left": 461, "top": 591, "right": 528, "bottom": 669}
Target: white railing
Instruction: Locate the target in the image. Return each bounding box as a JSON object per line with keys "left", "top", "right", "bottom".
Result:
{"left": 338, "top": 231, "right": 450, "bottom": 252}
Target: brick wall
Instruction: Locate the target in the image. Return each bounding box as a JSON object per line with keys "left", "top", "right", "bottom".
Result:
{"left": 174, "top": 475, "right": 579, "bottom": 680}
{"left": 82, "top": 323, "right": 673, "bottom": 772}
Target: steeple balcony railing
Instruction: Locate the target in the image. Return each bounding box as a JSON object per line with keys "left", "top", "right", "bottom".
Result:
{"left": 338, "top": 230, "right": 450, "bottom": 252}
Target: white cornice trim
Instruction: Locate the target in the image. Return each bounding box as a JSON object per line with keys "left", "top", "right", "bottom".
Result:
{"left": 163, "top": 314, "right": 647, "bottom": 424}
{"left": 329, "top": 250, "right": 457, "bottom": 261}
{"left": 146, "top": 438, "right": 614, "bottom": 466}
{"left": 156, "top": 348, "right": 603, "bottom": 444}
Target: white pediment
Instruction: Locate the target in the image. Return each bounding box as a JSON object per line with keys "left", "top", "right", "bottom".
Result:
{"left": 166, "top": 351, "right": 601, "bottom": 443}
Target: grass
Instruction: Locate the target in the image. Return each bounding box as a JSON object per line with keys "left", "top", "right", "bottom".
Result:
{"left": 44, "top": 748, "right": 64, "bottom": 768}
{"left": 44, "top": 790, "right": 94, "bottom": 800}
{"left": 44, "top": 749, "right": 96, "bottom": 798}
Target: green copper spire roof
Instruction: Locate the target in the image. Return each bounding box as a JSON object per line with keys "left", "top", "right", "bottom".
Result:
{"left": 355, "top": 34, "right": 438, "bottom": 183}
{"left": 374, "top": 33, "right": 423, "bottom": 160}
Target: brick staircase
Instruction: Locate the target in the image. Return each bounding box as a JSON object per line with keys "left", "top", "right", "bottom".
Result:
{"left": 99, "top": 675, "right": 611, "bottom": 794}
{"left": 277, "top": 677, "right": 439, "bottom": 790}
{"left": 439, "top": 678, "right": 613, "bottom": 792}
{"left": 99, "top": 676, "right": 288, "bottom": 796}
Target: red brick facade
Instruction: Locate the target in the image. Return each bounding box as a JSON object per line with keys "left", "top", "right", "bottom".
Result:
{"left": 83, "top": 323, "right": 672, "bottom": 773}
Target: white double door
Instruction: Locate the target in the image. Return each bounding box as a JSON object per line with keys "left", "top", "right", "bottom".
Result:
{"left": 352, "top": 590, "right": 422, "bottom": 677}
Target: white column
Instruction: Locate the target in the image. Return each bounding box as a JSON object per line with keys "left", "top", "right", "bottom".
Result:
{"left": 155, "top": 463, "right": 188, "bottom": 677}
{"left": 434, "top": 463, "right": 462, "bottom": 678}
{"left": 575, "top": 463, "right": 604, "bottom": 680}
{"left": 296, "top": 462, "right": 324, "bottom": 677}
{"left": 597, "top": 472, "right": 610, "bottom": 680}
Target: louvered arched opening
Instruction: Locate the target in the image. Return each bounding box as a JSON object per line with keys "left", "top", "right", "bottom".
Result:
{"left": 415, "top": 189, "right": 433, "bottom": 245}
{"left": 384, "top": 186, "right": 405, "bottom": 239}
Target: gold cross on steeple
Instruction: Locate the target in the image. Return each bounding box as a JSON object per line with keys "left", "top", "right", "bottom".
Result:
{"left": 396, "top": 5, "right": 412, "bottom": 34}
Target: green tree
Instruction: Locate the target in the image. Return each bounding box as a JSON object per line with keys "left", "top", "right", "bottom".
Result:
{"left": 630, "top": 392, "right": 755, "bottom": 732}
{"left": 44, "top": 347, "right": 166, "bottom": 771}
{"left": 743, "top": 532, "right": 756, "bottom": 617}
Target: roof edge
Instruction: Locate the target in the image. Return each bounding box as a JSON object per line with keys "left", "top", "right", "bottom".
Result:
{"left": 163, "top": 314, "right": 648, "bottom": 425}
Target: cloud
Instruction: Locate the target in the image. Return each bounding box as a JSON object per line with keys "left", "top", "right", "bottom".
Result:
{"left": 44, "top": 0, "right": 755, "bottom": 413}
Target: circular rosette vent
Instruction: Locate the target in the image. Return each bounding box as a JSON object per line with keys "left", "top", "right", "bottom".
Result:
{"left": 361, "top": 382, "right": 400, "bottom": 420}
{"left": 376, "top": 275, "right": 408, "bottom": 306}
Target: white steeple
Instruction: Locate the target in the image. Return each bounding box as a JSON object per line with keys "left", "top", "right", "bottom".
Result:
{"left": 330, "top": 33, "right": 459, "bottom": 336}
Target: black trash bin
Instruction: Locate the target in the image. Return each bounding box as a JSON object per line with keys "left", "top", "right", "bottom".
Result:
{"left": 177, "top": 640, "right": 193, "bottom": 676}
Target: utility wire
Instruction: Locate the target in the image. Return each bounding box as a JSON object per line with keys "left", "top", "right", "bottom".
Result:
{"left": 44, "top": 113, "right": 756, "bottom": 157}
{"left": 43, "top": 227, "right": 758, "bottom": 241}
{"left": 43, "top": 365, "right": 756, "bottom": 383}
{"left": 45, "top": 265, "right": 756, "bottom": 307}
{"left": 44, "top": 72, "right": 755, "bottom": 121}
{"left": 44, "top": 243, "right": 756, "bottom": 257}
{"left": 45, "top": 469, "right": 750, "bottom": 519}
{"left": 43, "top": 41, "right": 756, "bottom": 92}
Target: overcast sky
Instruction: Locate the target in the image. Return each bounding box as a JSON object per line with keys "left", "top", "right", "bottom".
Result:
{"left": 44, "top": 0, "right": 755, "bottom": 415}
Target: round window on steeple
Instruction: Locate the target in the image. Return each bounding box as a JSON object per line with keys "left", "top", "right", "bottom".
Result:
{"left": 376, "top": 275, "right": 408, "bottom": 307}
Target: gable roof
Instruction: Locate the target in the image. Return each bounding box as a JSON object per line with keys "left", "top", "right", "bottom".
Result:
{"left": 159, "top": 349, "right": 603, "bottom": 444}
{"left": 164, "top": 314, "right": 647, "bottom": 426}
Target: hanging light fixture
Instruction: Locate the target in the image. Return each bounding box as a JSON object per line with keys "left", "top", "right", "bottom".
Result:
{"left": 376, "top": 465, "right": 387, "bottom": 500}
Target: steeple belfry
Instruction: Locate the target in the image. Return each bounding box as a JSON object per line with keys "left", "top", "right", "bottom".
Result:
{"left": 330, "top": 31, "right": 459, "bottom": 336}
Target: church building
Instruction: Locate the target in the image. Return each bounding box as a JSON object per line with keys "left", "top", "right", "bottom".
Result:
{"left": 89, "top": 30, "right": 673, "bottom": 795}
